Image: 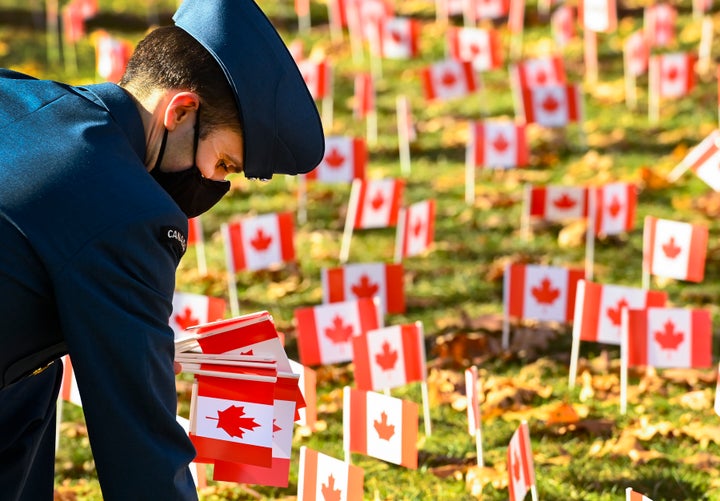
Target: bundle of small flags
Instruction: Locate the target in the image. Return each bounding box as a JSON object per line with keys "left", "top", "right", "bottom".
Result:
{"left": 174, "top": 310, "right": 305, "bottom": 487}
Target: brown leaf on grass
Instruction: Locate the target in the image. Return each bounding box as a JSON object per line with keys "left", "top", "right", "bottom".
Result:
{"left": 426, "top": 368, "right": 466, "bottom": 406}
{"left": 681, "top": 452, "right": 720, "bottom": 470}
{"left": 465, "top": 465, "right": 507, "bottom": 497}
{"left": 671, "top": 389, "right": 713, "bottom": 411}
{"left": 588, "top": 428, "right": 665, "bottom": 464}
{"left": 678, "top": 425, "right": 720, "bottom": 448}
{"left": 557, "top": 219, "right": 587, "bottom": 248}
{"left": 638, "top": 166, "right": 672, "bottom": 190}
{"left": 486, "top": 254, "right": 533, "bottom": 282}
{"left": 545, "top": 401, "right": 580, "bottom": 425}
{"left": 473, "top": 191, "right": 520, "bottom": 211}
{"left": 509, "top": 324, "right": 561, "bottom": 359}
{"left": 430, "top": 331, "right": 502, "bottom": 369}
{"left": 630, "top": 416, "right": 675, "bottom": 441}
{"left": 661, "top": 367, "right": 717, "bottom": 386}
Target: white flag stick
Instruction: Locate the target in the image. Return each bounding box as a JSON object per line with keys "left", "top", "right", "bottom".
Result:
{"left": 620, "top": 307, "right": 630, "bottom": 415}
{"left": 396, "top": 95, "right": 412, "bottom": 176}
{"left": 193, "top": 217, "right": 208, "bottom": 276}
{"left": 342, "top": 386, "right": 352, "bottom": 463}
{"left": 583, "top": 29, "right": 598, "bottom": 86}
{"left": 297, "top": 174, "right": 308, "bottom": 225}
{"left": 698, "top": 16, "right": 713, "bottom": 74}
{"left": 221, "top": 223, "right": 240, "bottom": 317}
{"left": 584, "top": 188, "right": 596, "bottom": 281}
{"left": 623, "top": 50, "right": 638, "bottom": 110}
{"left": 339, "top": 179, "right": 361, "bottom": 263}
{"left": 367, "top": 108, "right": 378, "bottom": 147}
{"left": 568, "top": 279, "right": 586, "bottom": 390}
{"left": 465, "top": 122, "right": 476, "bottom": 205}
{"left": 466, "top": 366, "right": 483, "bottom": 467}
{"left": 421, "top": 381, "right": 432, "bottom": 437}
{"left": 502, "top": 264, "right": 511, "bottom": 350}
{"left": 648, "top": 56, "right": 660, "bottom": 124}
{"left": 394, "top": 207, "right": 407, "bottom": 264}
{"left": 713, "top": 361, "right": 720, "bottom": 416}
{"left": 521, "top": 183, "right": 531, "bottom": 240}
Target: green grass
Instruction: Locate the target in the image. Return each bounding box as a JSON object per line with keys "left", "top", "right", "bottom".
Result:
{"left": 5, "top": 0, "right": 720, "bottom": 499}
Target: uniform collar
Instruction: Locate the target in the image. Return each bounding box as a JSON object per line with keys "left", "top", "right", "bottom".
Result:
{"left": 77, "top": 82, "right": 146, "bottom": 162}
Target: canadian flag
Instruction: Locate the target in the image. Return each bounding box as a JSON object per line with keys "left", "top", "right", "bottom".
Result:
{"left": 354, "top": 72, "right": 375, "bottom": 119}
{"left": 627, "top": 488, "right": 654, "bottom": 501}
{"left": 298, "top": 447, "right": 364, "bottom": 501}
{"left": 507, "top": 421, "right": 536, "bottom": 501}
{"left": 676, "top": 129, "right": 720, "bottom": 191}
{"left": 651, "top": 52, "right": 696, "bottom": 99}
{"left": 468, "top": 0, "right": 510, "bottom": 20}
{"left": 212, "top": 376, "right": 298, "bottom": 487}
{"left": 624, "top": 30, "right": 650, "bottom": 77}
{"left": 307, "top": 136, "right": 367, "bottom": 183}
{"left": 447, "top": 27, "right": 503, "bottom": 73}
{"left": 187, "top": 216, "right": 203, "bottom": 246}
{"left": 352, "top": 322, "right": 426, "bottom": 391}
{"left": 356, "top": 0, "right": 393, "bottom": 42}
{"left": 421, "top": 59, "right": 478, "bottom": 102}
{"left": 290, "top": 360, "right": 317, "bottom": 429}
{"left": 322, "top": 262, "right": 405, "bottom": 314}
{"left": 593, "top": 182, "right": 636, "bottom": 236}
{"left": 528, "top": 185, "right": 589, "bottom": 222}
{"left": 511, "top": 56, "right": 567, "bottom": 89}
{"left": 344, "top": 387, "right": 418, "bottom": 469}
{"left": 222, "top": 212, "right": 295, "bottom": 273}
{"left": 170, "top": 291, "right": 226, "bottom": 339}
{"left": 352, "top": 178, "right": 405, "bottom": 229}
{"left": 626, "top": 307, "right": 712, "bottom": 369}
{"left": 551, "top": 6, "right": 576, "bottom": 48}
{"left": 294, "top": 297, "right": 383, "bottom": 366}
{"left": 60, "top": 355, "right": 82, "bottom": 407}
{"left": 580, "top": 0, "right": 617, "bottom": 33}
{"left": 643, "top": 216, "right": 708, "bottom": 283}
{"left": 522, "top": 83, "right": 582, "bottom": 127}
{"left": 574, "top": 280, "right": 667, "bottom": 345}
{"left": 397, "top": 199, "right": 436, "bottom": 259}
{"left": 468, "top": 120, "right": 529, "bottom": 168}
{"left": 95, "top": 31, "right": 132, "bottom": 83}
{"left": 298, "top": 58, "right": 332, "bottom": 100}
{"left": 644, "top": 3, "right": 676, "bottom": 48}
{"left": 190, "top": 374, "right": 276, "bottom": 467}
{"left": 465, "top": 365, "right": 481, "bottom": 435}
{"left": 504, "top": 264, "right": 585, "bottom": 324}
{"left": 380, "top": 16, "right": 421, "bottom": 59}
{"left": 62, "top": 1, "right": 86, "bottom": 44}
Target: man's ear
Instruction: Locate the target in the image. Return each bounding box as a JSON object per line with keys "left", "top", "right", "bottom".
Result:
{"left": 163, "top": 91, "right": 200, "bottom": 130}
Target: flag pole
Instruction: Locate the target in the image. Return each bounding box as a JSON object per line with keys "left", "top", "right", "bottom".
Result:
{"left": 221, "top": 224, "right": 241, "bottom": 317}
{"left": 465, "top": 121, "right": 476, "bottom": 205}
{"left": 417, "top": 320, "right": 432, "bottom": 437}
{"left": 648, "top": 56, "right": 660, "bottom": 124}
{"left": 396, "top": 95, "right": 412, "bottom": 176}
{"left": 584, "top": 188, "right": 596, "bottom": 281}
{"left": 339, "top": 179, "right": 361, "bottom": 263}
{"left": 321, "top": 69, "right": 335, "bottom": 132}
{"left": 623, "top": 42, "right": 637, "bottom": 110}
{"left": 521, "top": 183, "right": 531, "bottom": 240}
{"left": 342, "top": 386, "right": 352, "bottom": 463}
{"left": 568, "top": 279, "right": 586, "bottom": 391}
{"left": 620, "top": 307, "right": 629, "bottom": 415}
{"left": 394, "top": 207, "right": 407, "bottom": 264}
{"left": 502, "top": 263, "right": 511, "bottom": 350}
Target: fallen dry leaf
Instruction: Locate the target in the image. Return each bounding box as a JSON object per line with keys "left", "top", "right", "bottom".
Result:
{"left": 545, "top": 401, "right": 580, "bottom": 425}
{"left": 465, "top": 464, "right": 507, "bottom": 497}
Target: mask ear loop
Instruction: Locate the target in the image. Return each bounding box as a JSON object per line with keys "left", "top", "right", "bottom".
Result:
{"left": 153, "top": 128, "right": 169, "bottom": 171}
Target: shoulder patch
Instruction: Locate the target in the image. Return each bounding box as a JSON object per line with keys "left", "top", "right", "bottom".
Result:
{"left": 162, "top": 225, "right": 187, "bottom": 257}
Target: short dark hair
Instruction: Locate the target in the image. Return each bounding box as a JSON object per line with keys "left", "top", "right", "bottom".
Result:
{"left": 119, "top": 25, "right": 242, "bottom": 139}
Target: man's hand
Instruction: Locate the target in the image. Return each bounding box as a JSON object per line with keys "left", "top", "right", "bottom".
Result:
{"left": 174, "top": 361, "right": 182, "bottom": 375}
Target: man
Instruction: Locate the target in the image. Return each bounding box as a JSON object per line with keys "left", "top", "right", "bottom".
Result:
{"left": 0, "top": 0, "right": 324, "bottom": 499}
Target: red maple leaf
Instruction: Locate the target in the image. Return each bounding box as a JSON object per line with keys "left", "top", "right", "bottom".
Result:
{"left": 534, "top": 69, "right": 548, "bottom": 84}
{"left": 607, "top": 195, "right": 622, "bottom": 217}
{"left": 321, "top": 474, "right": 342, "bottom": 501}
{"left": 324, "top": 147, "right": 346, "bottom": 168}
{"left": 654, "top": 319, "right": 684, "bottom": 350}
{"left": 661, "top": 236, "right": 682, "bottom": 259}
{"left": 324, "top": 315, "right": 354, "bottom": 344}
{"left": 492, "top": 133, "right": 509, "bottom": 152}
{"left": 665, "top": 66, "right": 678, "bottom": 82}
{"left": 250, "top": 228, "right": 273, "bottom": 251}
{"left": 441, "top": 70, "right": 457, "bottom": 87}
{"left": 469, "top": 43, "right": 482, "bottom": 56}
{"left": 272, "top": 418, "right": 281, "bottom": 434}
{"left": 552, "top": 193, "right": 577, "bottom": 210}
{"left": 370, "top": 190, "right": 385, "bottom": 210}
{"left": 207, "top": 405, "right": 260, "bottom": 439}
{"left": 513, "top": 450, "right": 522, "bottom": 480}
{"left": 541, "top": 94, "right": 559, "bottom": 113}
{"left": 240, "top": 349, "right": 254, "bottom": 356}
{"left": 390, "top": 30, "right": 403, "bottom": 43}
{"left": 606, "top": 298, "right": 629, "bottom": 326}
{"left": 531, "top": 277, "right": 560, "bottom": 305}
{"left": 373, "top": 411, "right": 395, "bottom": 440}
{"left": 412, "top": 217, "right": 424, "bottom": 237}
{"left": 375, "top": 341, "right": 398, "bottom": 370}
{"left": 351, "top": 274, "right": 379, "bottom": 298}
{"left": 174, "top": 306, "right": 199, "bottom": 330}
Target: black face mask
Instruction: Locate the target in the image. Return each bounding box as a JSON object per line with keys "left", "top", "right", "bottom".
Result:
{"left": 150, "top": 117, "right": 231, "bottom": 219}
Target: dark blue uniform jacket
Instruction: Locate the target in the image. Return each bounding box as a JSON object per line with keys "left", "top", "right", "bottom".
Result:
{"left": 0, "top": 69, "right": 197, "bottom": 500}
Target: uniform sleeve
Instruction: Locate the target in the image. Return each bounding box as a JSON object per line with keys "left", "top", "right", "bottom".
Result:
{"left": 52, "top": 211, "right": 197, "bottom": 501}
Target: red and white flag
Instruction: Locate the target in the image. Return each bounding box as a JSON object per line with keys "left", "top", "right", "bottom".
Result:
{"left": 675, "top": 129, "right": 720, "bottom": 191}
{"left": 468, "top": 120, "right": 529, "bottom": 168}
{"left": 627, "top": 488, "right": 654, "bottom": 501}
{"left": 298, "top": 58, "right": 332, "bottom": 100}
{"left": 626, "top": 307, "right": 712, "bottom": 369}
{"left": 354, "top": 72, "right": 375, "bottom": 119}
{"left": 95, "top": 31, "right": 132, "bottom": 83}
{"left": 356, "top": 0, "right": 394, "bottom": 41}
{"left": 644, "top": 3, "right": 677, "bottom": 48}
{"left": 507, "top": 421, "right": 536, "bottom": 501}
{"left": 212, "top": 376, "right": 298, "bottom": 487}
{"left": 447, "top": 27, "right": 503, "bottom": 73}
{"left": 527, "top": 185, "right": 589, "bottom": 222}
{"left": 170, "top": 291, "right": 226, "bottom": 339}
{"left": 574, "top": 280, "right": 667, "bottom": 345}
{"left": 643, "top": 216, "right": 708, "bottom": 283}
{"left": 294, "top": 298, "right": 383, "bottom": 366}
{"left": 190, "top": 374, "right": 276, "bottom": 467}
{"left": 521, "top": 83, "right": 582, "bottom": 127}
{"left": 468, "top": 0, "right": 510, "bottom": 20}
{"left": 352, "top": 322, "right": 426, "bottom": 391}
{"left": 551, "top": 6, "right": 576, "bottom": 48}
{"left": 511, "top": 56, "right": 567, "bottom": 89}
{"left": 465, "top": 365, "right": 481, "bottom": 436}
{"left": 624, "top": 30, "right": 650, "bottom": 77}
{"left": 223, "top": 212, "right": 295, "bottom": 273}
{"left": 504, "top": 264, "right": 585, "bottom": 324}
{"left": 352, "top": 178, "right": 405, "bottom": 229}
{"left": 592, "top": 182, "right": 636, "bottom": 236}
{"left": 421, "top": 59, "right": 478, "bottom": 102}
{"left": 398, "top": 199, "right": 436, "bottom": 259}
{"left": 379, "top": 16, "right": 421, "bottom": 59}
{"left": 650, "top": 52, "right": 696, "bottom": 99}
{"left": 298, "top": 447, "right": 364, "bottom": 501}
{"left": 187, "top": 216, "right": 203, "bottom": 246}
{"left": 344, "top": 387, "right": 418, "bottom": 469}
{"left": 60, "top": 355, "right": 82, "bottom": 407}
{"left": 580, "top": 0, "right": 617, "bottom": 33}
{"left": 307, "top": 136, "right": 367, "bottom": 184}
{"left": 322, "top": 262, "right": 405, "bottom": 314}
{"left": 290, "top": 360, "right": 317, "bottom": 429}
